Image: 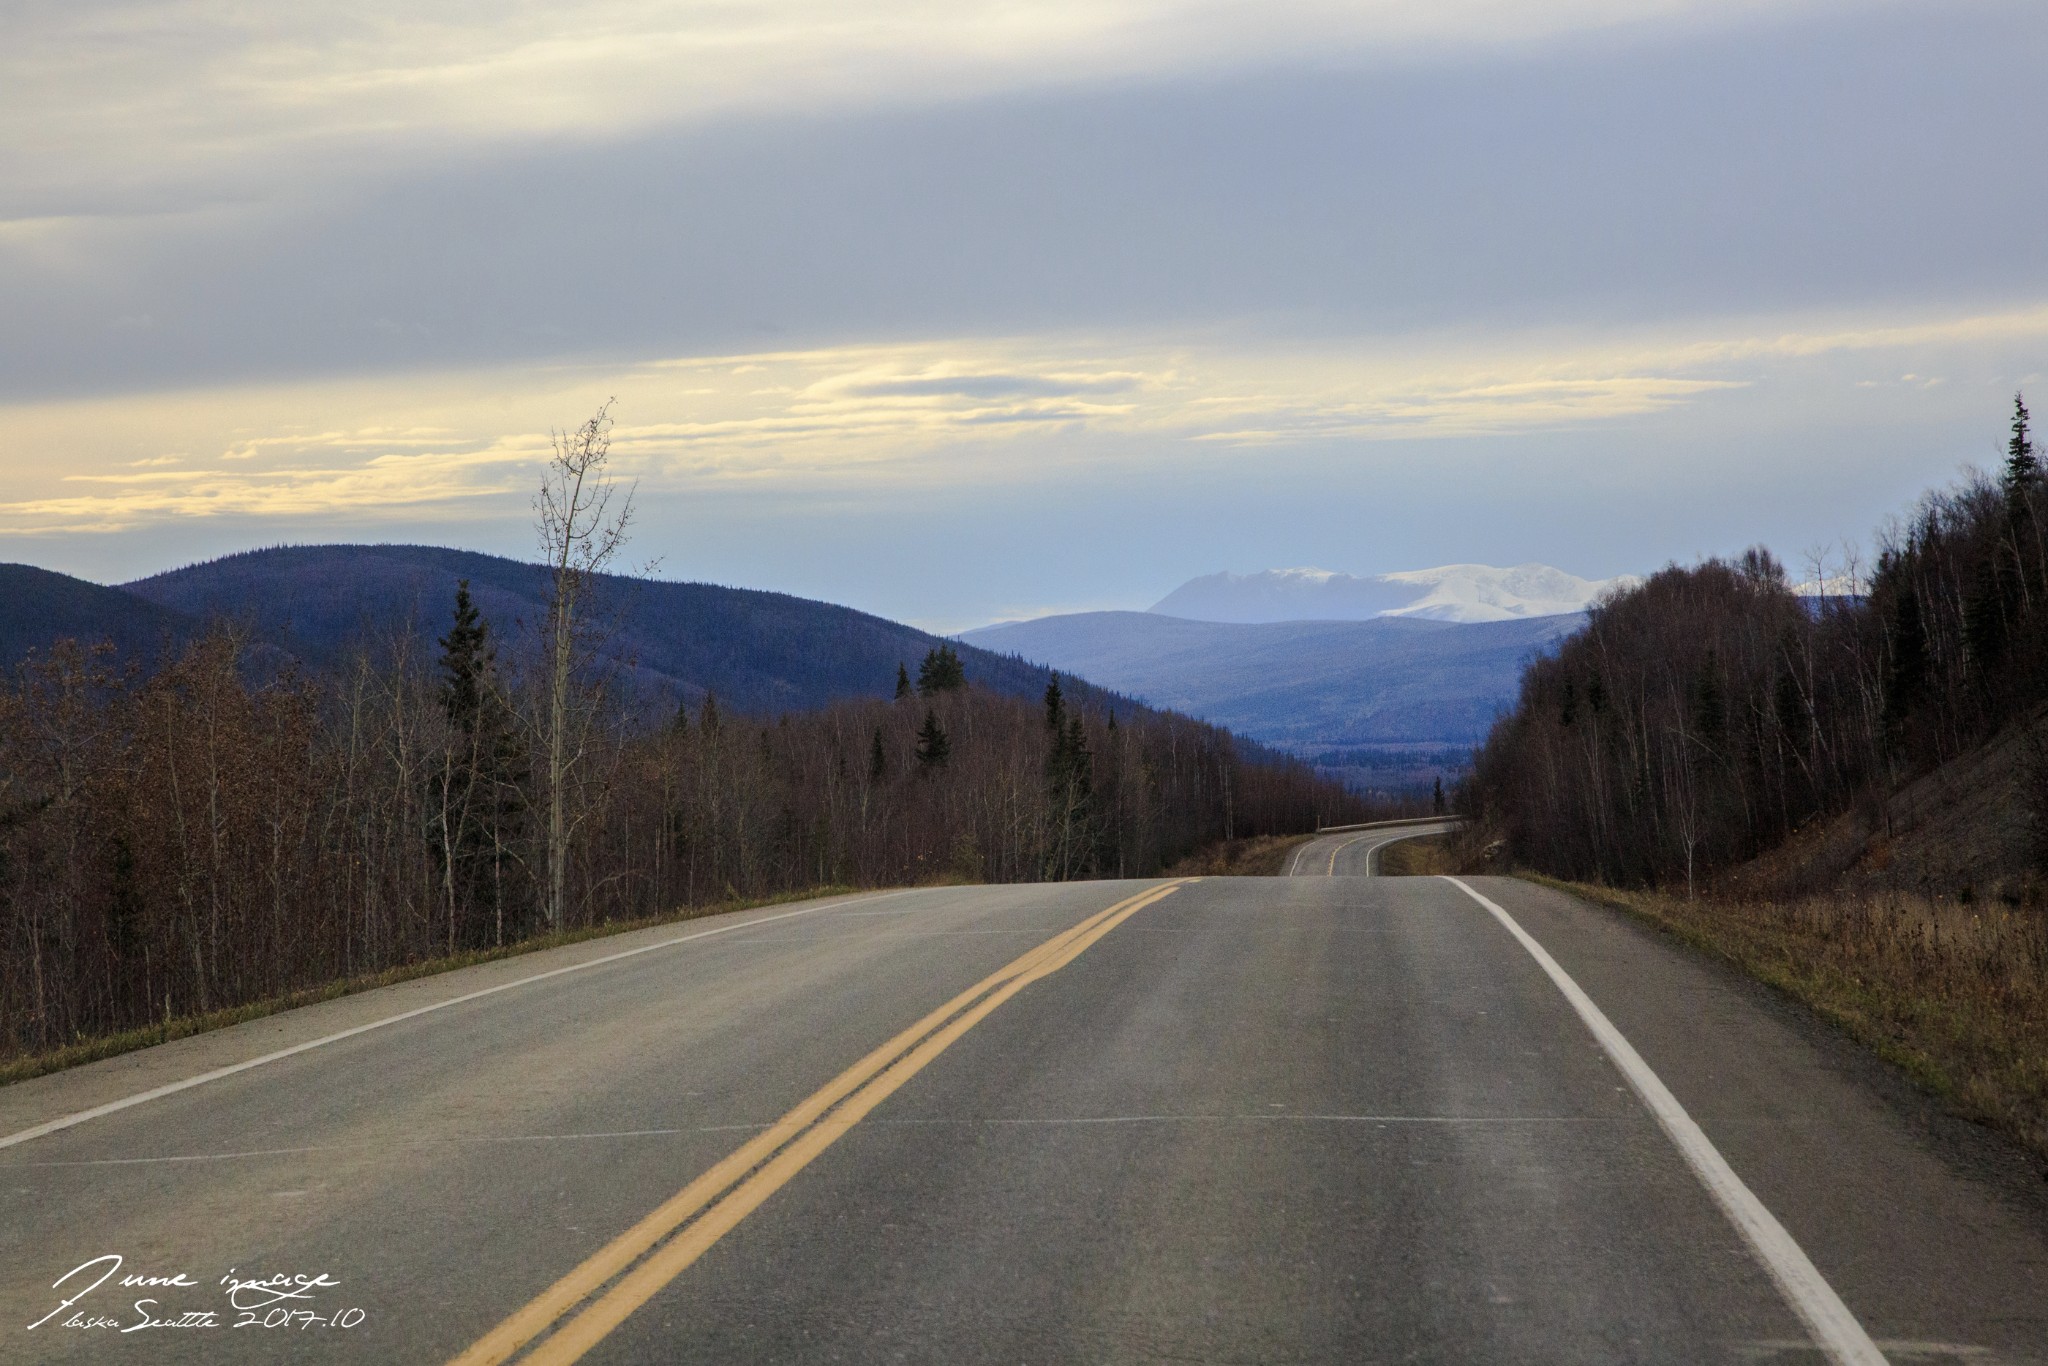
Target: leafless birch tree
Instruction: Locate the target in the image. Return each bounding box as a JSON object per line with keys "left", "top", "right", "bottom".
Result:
{"left": 535, "top": 400, "right": 634, "bottom": 930}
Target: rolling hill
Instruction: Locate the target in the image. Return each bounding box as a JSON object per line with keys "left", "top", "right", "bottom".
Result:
{"left": 118, "top": 545, "right": 1119, "bottom": 714}
{"left": 2, "top": 546, "right": 1104, "bottom": 717}
{"left": 0, "top": 563, "right": 198, "bottom": 670}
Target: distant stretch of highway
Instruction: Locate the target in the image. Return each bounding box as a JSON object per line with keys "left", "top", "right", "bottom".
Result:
{"left": 1286, "top": 817, "right": 1466, "bottom": 877}
{"left": 1, "top": 854, "right": 2043, "bottom": 1362}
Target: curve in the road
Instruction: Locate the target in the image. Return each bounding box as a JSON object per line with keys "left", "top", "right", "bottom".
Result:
{"left": 1286, "top": 819, "right": 1463, "bottom": 877}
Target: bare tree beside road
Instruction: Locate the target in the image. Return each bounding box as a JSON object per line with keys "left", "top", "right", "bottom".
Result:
{"left": 534, "top": 401, "right": 634, "bottom": 931}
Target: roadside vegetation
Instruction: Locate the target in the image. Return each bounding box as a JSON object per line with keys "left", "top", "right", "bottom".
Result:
{"left": 1376, "top": 834, "right": 1469, "bottom": 877}
{"left": 1531, "top": 877, "right": 2048, "bottom": 1158}
{"left": 1461, "top": 394, "right": 2048, "bottom": 1157}
{"left": 1469, "top": 394, "right": 2048, "bottom": 896}
{"left": 0, "top": 407, "right": 1365, "bottom": 1070}
{"left": 1165, "top": 832, "right": 1317, "bottom": 877}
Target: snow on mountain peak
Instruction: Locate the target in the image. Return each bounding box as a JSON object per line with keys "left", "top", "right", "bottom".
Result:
{"left": 1148, "top": 563, "right": 1632, "bottom": 624}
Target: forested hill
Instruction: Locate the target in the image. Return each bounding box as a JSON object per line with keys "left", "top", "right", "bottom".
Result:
{"left": 1469, "top": 394, "right": 2048, "bottom": 898}
{"left": 0, "top": 563, "right": 198, "bottom": 666}
{"left": 90, "top": 544, "right": 1100, "bottom": 715}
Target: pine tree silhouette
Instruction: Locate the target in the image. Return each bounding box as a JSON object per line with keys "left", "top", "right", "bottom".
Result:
{"left": 915, "top": 709, "right": 951, "bottom": 769}
{"left": 2005, "top": 392, "right": 2039, "bottom": 499}
{"left": 438, "top": 581, "right": 491, "bottom": 730}
{"left": 916, "top": 646, "right": 966, "bottom": 695}
{"left": 434, "top": 581, "right": 527, "bottom": 948}
{"left": 1884, "top": 587, "right": 1930, "bottom": 736}
{"left": 894, "top": 663, "right": 913, "bottom": 700}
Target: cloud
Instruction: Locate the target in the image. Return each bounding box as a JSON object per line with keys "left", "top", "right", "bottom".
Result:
{"left": 0, "top": 440, "right": 543, "bottom": 534}
{"left": 6, "top": 0, "right": 1854, "bottom": 218}
{"left": 19, "top": 292, "right": 2042, "bottom": 536}
{"left": 5, "top": 1, "right": 2038, "bottom": 404}
{"left": 842, "top": 373, "right": 1142, "bottom": 400}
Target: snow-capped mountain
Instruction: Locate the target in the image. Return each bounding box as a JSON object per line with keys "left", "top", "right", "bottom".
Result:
{"left": 1148, "top": 563, "right": 1631, "bottom": 624}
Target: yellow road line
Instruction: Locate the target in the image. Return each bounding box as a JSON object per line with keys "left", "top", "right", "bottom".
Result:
{"left": 1327, "top": 835, "right": 1369, "bottom": 876}
{"left": 449, "top": 880, "right": 1190, "bottom": 1366}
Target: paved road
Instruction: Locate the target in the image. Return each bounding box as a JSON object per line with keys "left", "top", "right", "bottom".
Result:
{"left": 1286, "top": 820, "right": 1465, "bottom": 877}
{"left": 1, "top": 874, "right": 2045, "bottom": 1363}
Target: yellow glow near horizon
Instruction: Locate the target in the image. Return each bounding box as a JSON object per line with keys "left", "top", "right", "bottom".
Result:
{"left": 3, "top": 298, "right": 2042, "bottom": 537}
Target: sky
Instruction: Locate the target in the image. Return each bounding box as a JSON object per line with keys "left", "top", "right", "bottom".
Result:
{"left": 5, "top": 0, "right": 2047, "bottom": 630}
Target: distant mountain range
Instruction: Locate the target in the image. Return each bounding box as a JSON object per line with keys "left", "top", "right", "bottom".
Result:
{"left": 1148, "top": 563, "right": 1628, "bottom": 624}
{"left": 960, "top": 610, "right": 1580, "bottom": 749}
{"left": 5, "top": 548, "right": 1595, "bottom": 769}
{"left": 3, "top": 546, "right": 1112, "bottom": 717}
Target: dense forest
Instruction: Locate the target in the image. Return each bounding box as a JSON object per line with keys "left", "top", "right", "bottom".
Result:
{"left": 1469, "top": 395, "right": 2048, "bottom": 892}
{"left": 0, "top": 604, "right": 1361, "bottom": 1060}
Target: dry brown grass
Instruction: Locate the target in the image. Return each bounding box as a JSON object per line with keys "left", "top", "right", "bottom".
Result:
{"left": 1377, "top": 828, "right": 1502, "bottom": 877}
{"left": 1379, "top": 835, "right": 1466, "bottom": 876}
{"left": 1167, "top": 833, "right": 1317, "bottom": 877}
{"left": 1527, "top": 874, "right": 2048, "bottom": 1159}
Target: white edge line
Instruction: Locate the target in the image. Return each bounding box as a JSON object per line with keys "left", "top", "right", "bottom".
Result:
{"left": 1439, "top": 877, "right": 1887, "bottom": 1366}
{"left": 0, "top": 888, "right": 929, "bottom": 1153}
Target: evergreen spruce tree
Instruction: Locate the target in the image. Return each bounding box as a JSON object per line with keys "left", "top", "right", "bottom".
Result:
{"left": 434, "top": 581, "right": 527, "bottom": 948}
{"left": 1884, "top": 585, "right": 1930, "bottom": 738}
{"left": 438, "top": 580, "right": 490, "bottom": 730}
{"left": 2005, "top": 393, "right": 2039, "bottom": 500}
{"left": 916, "top": 645, "right": 966, "bottom": 695}
{"left": 1044, "top": 673, "right": 1065, "bottom": 731}
{"left": 1044, "top": 702, "right": 1097, "bottom": 878}
{"left": 1432, "top": 776, "right": 1445, "bottom": 815}
{"left": 699, "top": 691, "right": 721, "bottom": 736}
{"left": 894, "top": 663, "right": 913, "bottom": 700}
{"left": 915, "top": 709, "right": 951, "bottom": 769}
{"left": 869, "top": 726, "right": 888, "bottom": 782}
{"left": 1965, "top": 556, "right": 2010, "bottom": 675}
{"left": 1999, "top": 392, "right": 2041, "bottom": 645}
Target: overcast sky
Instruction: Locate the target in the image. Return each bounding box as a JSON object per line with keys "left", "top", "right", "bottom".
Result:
{"left": 5, "top": 0, "right": 2046, "bottom": 628}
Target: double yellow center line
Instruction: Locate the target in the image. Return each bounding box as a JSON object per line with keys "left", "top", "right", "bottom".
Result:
{"left": 450, "top": 879, "right": 1192, "bottom": 1366}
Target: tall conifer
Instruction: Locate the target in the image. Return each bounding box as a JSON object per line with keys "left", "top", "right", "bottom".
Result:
{"left": 915, "top": 709, "right": 951, "bottom": 768}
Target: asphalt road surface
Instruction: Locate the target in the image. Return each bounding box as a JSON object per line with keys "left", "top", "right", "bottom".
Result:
{"left": 1286, "top": 821, "right": 1465, "bottom": 877}
{"left": 2, "top": 871, "right": 2045, "bottom": 1364}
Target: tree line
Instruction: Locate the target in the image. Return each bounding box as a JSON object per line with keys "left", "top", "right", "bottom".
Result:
{"left": 0, "top": 603, "right": 1362, "bottom": 1060}
{"left": 1467, "top": 395, "right": 2048, "bottom": 893}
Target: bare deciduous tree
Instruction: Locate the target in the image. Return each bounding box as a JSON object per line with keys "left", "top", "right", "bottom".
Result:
{"left": 535, "top": 400, "right": 634, "bottom": 930}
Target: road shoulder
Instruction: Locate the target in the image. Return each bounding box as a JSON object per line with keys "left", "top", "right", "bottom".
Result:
{"left": 0, "top": 888, "right": 915, "bottom": 1147}
{"left": 1462, "top": 875, "right": 2048, "bottom": 1360}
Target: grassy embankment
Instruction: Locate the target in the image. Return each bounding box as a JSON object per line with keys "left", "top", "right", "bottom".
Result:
{"left": 1165, "top": 833, "right": 1317, "bottom": 877}
{"left": 1530, "top": 875, "right": 2048, "bottom": 1159}
{"left": 1375, "top": 834, "right": 1472, "bottom": 877}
